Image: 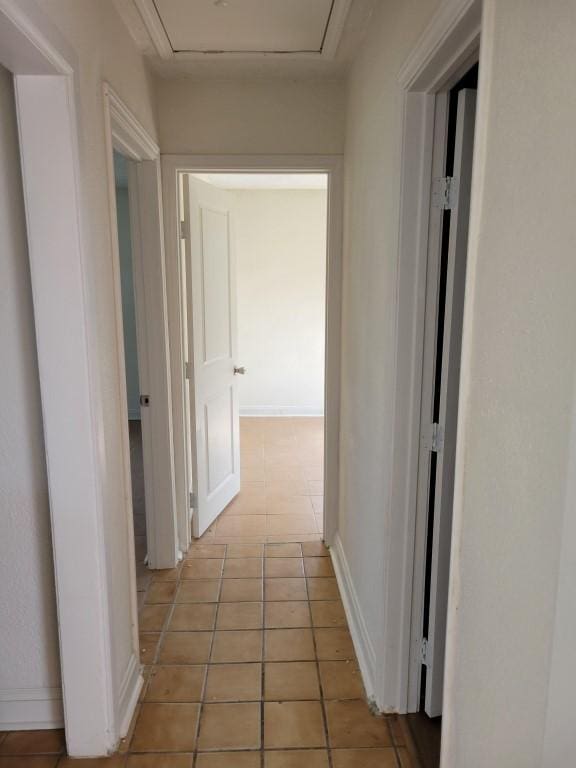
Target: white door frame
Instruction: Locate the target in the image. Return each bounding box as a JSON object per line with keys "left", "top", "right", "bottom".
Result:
{"left": 161, "top": 154, "right": 343, "bottom": 552}
{"left": 0, "top": 0, "right": 142, "bottom": 756}
{"left": 379, "top": 0, "right": 482, "bottom": 713}
{"left": 103, "top": 83, "right": 178, "bottom": 571}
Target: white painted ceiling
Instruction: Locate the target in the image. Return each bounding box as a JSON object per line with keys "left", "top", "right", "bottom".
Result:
{"left": 154, "top": 0, "right": 334, "bottom": 54}
{"left": 192, "top": 173, "right": 328, "bottom": 190}
{"left": 114, "top": 0, "right": 377, "bottom": 78}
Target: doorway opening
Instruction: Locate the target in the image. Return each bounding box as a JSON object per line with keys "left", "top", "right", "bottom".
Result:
{"left": 407, "top": 62, "right": 478, "bottom": 768}
{"left": 113, "top": 150, "right": 150, "bottom": 605}
{"left": 179, "top": 172, "right": 327, "bottom": 543}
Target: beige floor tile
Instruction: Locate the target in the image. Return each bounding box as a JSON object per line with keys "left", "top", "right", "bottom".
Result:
{"left": 197, "top": 703, "right": 261, "bottom": 750}
{"left": 319, "top": 661, "right": 364, "bottom": 699}
{"left": 223, "top": 558, "right": 263, "bottom": 579}
{"left": 264, "top": 661, "right": 320, "bottom": 700}
{"left": 220, "top": 578, "right": 263, "bottom": 602}
{"left": 58, "top": 757, "right": 126, "bottom": 767}
{"left": 306, "top": 578, "right": 340, "bottom": 601}
{"left": 158, "top": 632, "right": 212, "bottom": 664}
{"left": 181, "top": 559, "right": 223, "bottom": 580}
{"left": 397, "top": 746, "right": 416, "bottom": 767}
{"left": 310, "top": 601, "right": 346, "bottom": 628}
{"left": 139, "top": 633, "right": 161, "bottom": 664}
{"left": 314, "top": 628, "right": 356, "bottom": 661}
{"left": 302, "top": 464, "right": 324, "bottom": 482}
{"left": 176, "top": 581, "right": 221, "bottom": 603}
{"left": 265, "top": 558, "right": 305, "bottom": 578}
{"left": 264, "top": 578, "right": 307, "bottom": 601}
{"left": 226, "top": 543, "right": 264, "bottom": 558}
{"left": 325, "top": 701, "right": 392, "bottom": 748}
{"left": 126, "top": 756, "right": 193, "bottom": 768}
{"left": 240, "top": 481, "right": 266, "bottom": 495}
{"left": 205, "top": 663, "right": 262, "bottom": 702}
{"left": 264, "top": 601, "right": 311, "bottom": 629}
{"left": 145, "top": 582, "right": 177, "bottom": 604}
{"left": 264, "top": 628, "right": 315, "bottom": 661}
{"left": 144, "top": 665, "right": 205, "bottom": 702}
{"left": 211, "top": 630, "right": 263, "bottom": 663}
{"left": 264, "top": 751, "right": 329, "bottom": 768}
{"left": 301, "top": 541, "right": 329, "bottom": 557}
{"left": 216, "top": 602, "right": 263, "bottom": 630}
{"left": 331, "top": 749, "right": 398, "bottom": 768}
{"left": 151, "top": 567, "right": 181, "bottom": 582}
{"left": 196, "top": 754, "right": 260, "bottom": 768}
{"left": 169, "top": 604, "right": 217, "bottom": 632}
{"left": 303, "top": 557, "right": 334, "bottom": 578}
{"left": 265, "top": 481, "right": 309, "bottom": 496}
{"left": 0, "top": 731, "right": 65, "bottom": 755}
{"left": 242, "top": 466, "right": 266, "bottom": 482}
{"left": 388, "top": 714, "right": 406, "bottom": 746}
{"left": 267, "top": 534, "right": 322, "bottom": 544}
{"left": 265, "top": 543, "right": 302, "bottom": 558}
{"left": 186, "top": 544, "right": 226, "bottom": 559}
{"left": 264, "top": 701, "right": 326, "bottom": 749}
{"left": 139, "top": 604, "right": 170, "bottom": 632}
{"left": 216, "top": 515, "right": 267, "bottom": 537}
{"left": 131, "top": 703, "right": 200, "bottom": 752}
{"left": 266, "top": 496, "right": 314, "bottom": 515}
{"left": 266, "top": 515, "right": 318, "bottom": 535}
{"left": 307, "top": 481, "right": 324, "bottom": 495}
{"left": 310, "top": 496, "right": 324, "bottom": 514}
{"left": 224, "top": 496, "right": 267, "bottom": 515}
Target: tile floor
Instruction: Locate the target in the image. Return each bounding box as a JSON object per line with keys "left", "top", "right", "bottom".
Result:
{"left": 199, "top": 417, "right": 325, "bottom": 544}
{"left": 0, "top": 419, "right": 417, "bottom": 767}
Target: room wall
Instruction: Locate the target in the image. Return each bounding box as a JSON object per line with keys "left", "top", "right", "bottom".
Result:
{"left": 156, "top": 78, "right": 345, "bottom": 155}
{"left": 0, "top": 64, "right": 62, "bottom": 729}
{"left": 115, "top": 170, "right": 141, "bottom": 420}
{"left": 337, "top": 0, "right": 441, "bottom": 692}
{"left": 442, "top": 1, "right": 576, "bottom": 765}
{"left": 233, "top": 189, "right": 327, "bottom": 416}
{"left": 28, "top": 0, "right": 159, "bottom": 740}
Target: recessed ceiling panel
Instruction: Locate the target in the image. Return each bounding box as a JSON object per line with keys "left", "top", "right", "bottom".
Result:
{"left": 153, "top": 0, "right": 335, "bottom": 53}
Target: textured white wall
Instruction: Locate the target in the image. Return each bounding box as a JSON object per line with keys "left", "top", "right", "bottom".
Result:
{"left": 0, "top": 64, "right": 61, "bottom": 726}
{"left": 32, "top": 0, "right": 158, "bottom": 728}
{"left": 339, "top": 0, "right": 441, "bottom": 667}
{"left": 156, "top": 78, "right": 345, "bottom": 155}
{"left": 443, "top": 2, "right": 576, "bottom": 765}
{"left": 233, "top": 189, "right": 327, "bottom": 416}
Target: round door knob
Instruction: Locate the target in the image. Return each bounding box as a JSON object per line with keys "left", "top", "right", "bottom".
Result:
{"left": 234, "top": 366, "right": 246, "bottom": 375}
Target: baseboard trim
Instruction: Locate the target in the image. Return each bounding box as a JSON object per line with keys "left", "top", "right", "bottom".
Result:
{"left": 240, "top": 407, "right": 324, "bottom": 417}
{"left": 0, "top": 686, "right": 64, "bottom": 730}
{"left": 330, "top": 533, "right": 378, "bottom": 706}
{"left": 117, "top": 653, "right": 143, "bottom": 739}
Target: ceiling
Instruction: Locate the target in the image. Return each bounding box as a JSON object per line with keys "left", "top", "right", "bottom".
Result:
{"left": 114, "top": 0, "right": 376, "bottom": 78}
{"left": 192, "top": 173, "right": 328, "bottom": 190}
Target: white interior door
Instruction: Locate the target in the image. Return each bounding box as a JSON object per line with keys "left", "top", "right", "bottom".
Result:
{"left": 182, "top": 174, "right": 241, "bottom": 537}
{"left": 424, "top": 88, "right": 477, "bottom": 716}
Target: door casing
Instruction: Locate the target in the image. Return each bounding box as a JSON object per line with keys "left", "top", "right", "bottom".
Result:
{"left": 161, "top": 155, "right": 343, "bottom": 554}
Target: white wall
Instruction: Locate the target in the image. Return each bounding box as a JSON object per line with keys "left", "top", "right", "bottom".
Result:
{"left": 337, "top": 0, "right": 441, "bottom": 694}
{"left": 0, "top": 64, "right": 62, "bottom": 729}
{"left": 28, "top": 0, "right": 158, "bottom": 742}
{"left": 156, "top": 78, "right": 345, "bottom": 155}
{"left": 233, "top": 189, "right": 327, "bottom": 416}
{"left": 442, "top": 2, "right": 576, "bottom": 765}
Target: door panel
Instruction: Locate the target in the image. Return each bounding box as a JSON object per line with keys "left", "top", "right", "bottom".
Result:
{"left": 182, "top": 175, "right": 240, "bottom": 537}
{"left": 424, "top": 89, "right": 477, "bottom": 716}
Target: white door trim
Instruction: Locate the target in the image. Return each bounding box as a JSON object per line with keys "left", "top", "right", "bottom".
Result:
{"left": 161, "top": 154, "right": 343, "bottom": 552}
{"left": 381, "top": 0, "right": 482, "bottom": 713}
{"left": 103, "top": 83, "right": 178, "bottom": 571}
{"left": 0, "top": 0, "right": 121, "bottom": 756}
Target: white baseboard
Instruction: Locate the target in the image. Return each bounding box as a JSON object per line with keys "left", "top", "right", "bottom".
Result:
{"left": 0, "top": 686, "right": 64, "bottom": 730}
{"left": 240, "top": 406, "right": 324, "bottom": 417}
{"left": 117, "top": 653, "right": 143, "bottom": 739}
{"left": 330, "top": 533, "right": 378, "bottom": 707}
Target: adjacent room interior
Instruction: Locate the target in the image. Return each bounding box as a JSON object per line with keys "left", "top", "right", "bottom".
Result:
{"left": 185, "top": 172, "right": 328, "bottom": 542}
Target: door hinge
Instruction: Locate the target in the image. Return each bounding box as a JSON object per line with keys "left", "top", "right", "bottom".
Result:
{"left": 424, "top": 422, "right": 443, "bottom": 452}
{"left": 185, "top": 361, "right": 192, "bottom": 380}
{"left": 432, "top": 176, "right": 456, "bottom": 210}
{"left": 139, "top": 394, "right": 150, "bottom": 407}
{"left": 189, "top": 492, "right": 196, "bottom": 509}
{"left": 420, "top": 637, "right": 429, "bottom": 666}
{"left": 179, "top": 219, "right": 189, "bottom": 240}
